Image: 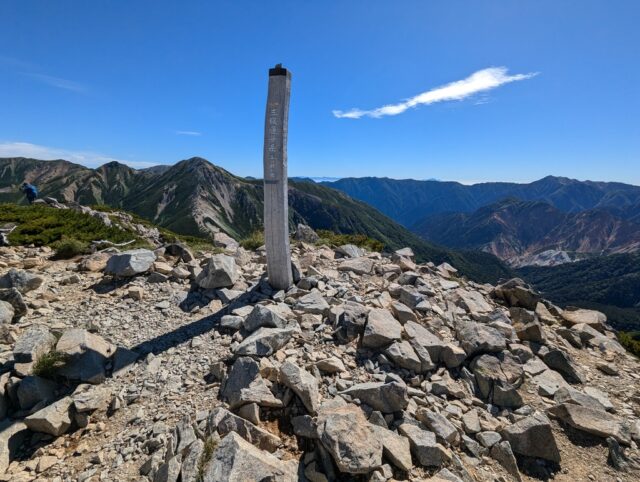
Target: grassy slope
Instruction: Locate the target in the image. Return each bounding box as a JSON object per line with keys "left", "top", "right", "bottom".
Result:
{"left": 0, "top": 203, "right": 145, "bottom": 247}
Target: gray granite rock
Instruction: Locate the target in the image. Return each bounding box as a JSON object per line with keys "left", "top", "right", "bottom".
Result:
{"left": 279, "top": 361, "right": 319, "bottom": 415}
{"left": 105, "top": 249, "right": 156, "bottom": 277}
{"left": 0, "top": 268, "right": 44, "bottom": 293}
{"left": 502, "top": 412, "right": 560, "bottom": 462}
{"left": 221, "top": 357, "right": 282, "bottom": 409}
{"left": 13, "top": 325, "right": 56, "bottom": 363}
{"left": 398, "top": 423, "right": 451, "bottom": 467}
{"left": 243, "top": 305, "right": 287, "bottom": 332}
{"left": 340, "top": 381, "right": 408, "bottom": 413}
{"left": 25, "top": 396, "right": 74, "bottom": 436}
{"left": 233, "top": 327, "right": 296, "bottom": 357}
{"left": 317, "top": 403, "right": 383, "bottom": 474}
{"left": 196, "top": 254, "right": 239, "bottom": 289}
{"left": 201, "top": 431, "right": 297, "bottom": 481}
{"left": 362, "top": 308, "right": 402, "bottom": 348}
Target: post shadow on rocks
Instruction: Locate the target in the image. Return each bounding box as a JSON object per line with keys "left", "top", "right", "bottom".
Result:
{"left": 1, "top": 281, "right": 268, "bottom": 468}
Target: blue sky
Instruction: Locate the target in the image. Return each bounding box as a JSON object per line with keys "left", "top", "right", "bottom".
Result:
{"left": 1, "top": 1, "right": 639, "bottom": 184}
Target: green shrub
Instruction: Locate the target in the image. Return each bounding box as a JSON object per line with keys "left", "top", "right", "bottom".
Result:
{"left": 240, "top": 230, "right": 265, "bottom": 250}
{"left": 618, "top": 331, "right": 640, "bottom": 358}
{"left": 196, "top": 437, "right": 218, "bottom": 482}
{"left": 52, "top": 237, "right": 89, "bottom": 259}
{"left": 33, "top": 350, "right": 70, "bottom": 378}
{"left": 315, "top": 229, "right": 384, "bottom": 253}
{"left": 0, "top": 203, "right": 138, "bottom": 247}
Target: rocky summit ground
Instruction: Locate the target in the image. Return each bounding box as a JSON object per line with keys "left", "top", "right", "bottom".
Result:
{"left": 0, "top": 226, "right": 639, "bottom": 482}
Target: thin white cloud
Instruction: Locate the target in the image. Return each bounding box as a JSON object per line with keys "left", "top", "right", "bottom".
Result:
{"left": 176, "top": 130, "right": 202, "bottom": 136}
{"left": 0, "top": 141, "right": 157, "bottom": 169}
{"left": 333, "top": 67, "right": 538, "bottom": 119}
{"left": 22, "top": 73, "right": 87, "bottom": 93}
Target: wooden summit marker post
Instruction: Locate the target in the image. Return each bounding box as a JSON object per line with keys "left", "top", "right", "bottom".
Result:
{"left": 263, "top": 64, "right": 293, "bottom": 290}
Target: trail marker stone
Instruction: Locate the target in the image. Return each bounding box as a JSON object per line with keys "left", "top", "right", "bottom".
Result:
{"left": 263, "top": 64, "right": 293, "bottom": 290}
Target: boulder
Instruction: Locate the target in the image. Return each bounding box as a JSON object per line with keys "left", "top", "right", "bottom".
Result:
{"left": 371, "top": 425, "right": 413, "bottom": 472}
{"left": 362, "top": 308, "right": 402, "bottom": 348}
{"left": 453, "top": 289, "right": 492, "bottom": 314}
{"left": 315, "top": 357, "right": 346, "bottom": 374}
{"left": 0, "top": 268, "right": 44, "bottom": 294}
{"left": 13, "top": 325, "right": 56, "bottom": 363}
{"left": 398, "top": 423, "right": 451, "bottom": 467}
{"left": 0, "top": 288, "right": 28, "bottom": 322}
{"left": 543, "top": 349, "right": 585, "bottom": 384}
{"left": 561, "top": 308, "right": 606, "bottom": 329}
{"left": 25, "top": 396, "right": 74, "bottom": 436}
{"left": 221, "top": 357, "right": 281, "bottom": 409}
{"left": 279, "top": 361, "right": 320, "bottom": 414}
{"left": 404, "top": 320, "right": 448, "bottom": 363}
{"left": 0, "top": 419, "right": 28, "bottom": 474}
{"left": 164, "top": 243, "right": 195, "bottom": 263}
{"left": 334, "top": 301, "right": 369, "bottom": 342}
{"left": 514, "top": 319, "right": 545, "bottom": 343}
{"left": 384, "top": 340, "right": 423, "bottom": 372}
{"left": 456, "top": 321, "right": 506, "bottom": 356}
{"left": 417, "top": 409, "right": 460, "bottom": 445}
{"left": 208, "top": 407, "right": 281, "bottom": 452}
{"left": 471, "top": 353, "right": 523, "bottom": 408}
{"left": 201, "top": 432, "right": 297, "bottom": 482}
{"left": 213, "top": 232, "right": 239, "bottom": 250}
{"left": 78, "top": 252, "right": 110, "bottom": 272}
{"left": 295, "top": 292, "right": 329, "bottom": 314}
{"left": 553, "top": 386, "right": 606, "bottom": 412}
{"left": 55, "top": 328, "right": 115, "bottom": 384}
{"left": 502, "top": 412, "right": 560, "bottom": 462}
{"left": 72, "top": 384, "right": 112, "bottom": 413}
{"left": 490, "top": 441, "right": 522, "bottom": 482}
{"left": 548, "top": 403, "right": 630, "bottom": 444}
{"left": 243, "top": 305, "right": 288, "bottom": 332}
{"left": 533, "top": 369, "right": 570, "bottom": 398}
{"left": 105, "top": 249, "right": 156, "bottom": 277}
{"left": 295, "top": 223, "right": 319, "bottom": 243}
{"left": 338, "top": 257, "right": 374, "bottom": 275}
{"left": 17, "top": 376, "right": 57, "bottom": 410}
{"left": 196, "top": 254, "right": 239, "bottom": 289}
{"left": 492, "top": 278, "right": 540, "bottom": 310}
{"left": 340, "top": 381, "right": 408, "bottom": 413}
{"left": 233, "top": 327, "right": 296, "bottom": 357}
{"left": 317, "top": 403, "right": 383, "bottom": 474}
{"left": 336, "top": 244, "right": 364, "bottom": 258}
{"left": 180, "top": 440, "right": 204, "bottom": 482}
{"left": 0, "top": 301, "right": 13, "bottom": 325}
{"left": 391, "top": 301, "right": 417, "bottom": 324}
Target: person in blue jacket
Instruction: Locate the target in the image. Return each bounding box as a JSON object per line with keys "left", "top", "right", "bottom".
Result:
{"left": 21, "top": 182, "right": 38, "bottom": 204}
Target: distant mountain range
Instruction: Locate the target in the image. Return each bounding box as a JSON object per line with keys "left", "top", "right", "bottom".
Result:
{"left": 0, "top": 157, "right": 512, "bottom": 283}
{"left": 325, "top": 175, "right": 640, "bottom": 226}
{"left": 413, "top": 198, "right": 640, "bottom": 266}
{"left": 324, "top": 175, "right": 640, "bottom": 266}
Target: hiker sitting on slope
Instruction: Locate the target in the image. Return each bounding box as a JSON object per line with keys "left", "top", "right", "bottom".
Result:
{"left": 20, "top": 182, "right": 38, "bottom": 204}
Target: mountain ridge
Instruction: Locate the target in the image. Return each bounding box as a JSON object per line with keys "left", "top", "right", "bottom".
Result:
{"left": 0, "top": 156, "right": 513, "bottom": 283}
{"left": 413, "top": 198, "right": 640, "bottom": 265}
{"left": 324, "top": 174, "right": 640, "bottom": 227}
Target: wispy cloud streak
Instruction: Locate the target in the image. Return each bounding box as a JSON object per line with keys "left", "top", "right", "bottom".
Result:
{"left": 0, "top": 141, "right": 157, "bottom": 169}
{"left": 22, "top": 73, "right": 87, "bottom": 93}
{"left": 176, "top": 131, "right": 202, "bottom": 136}
{"left": 333, "top": 67, "right": 538, "bottom": 119}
